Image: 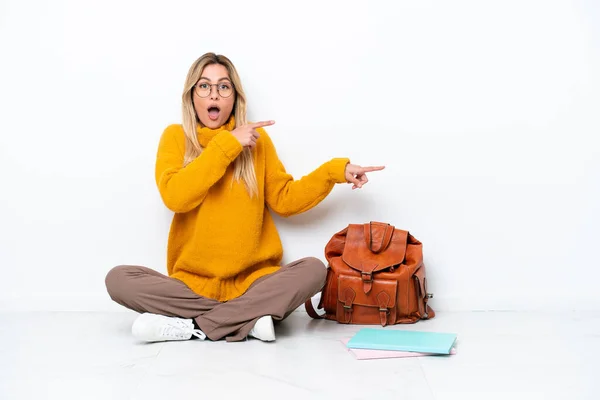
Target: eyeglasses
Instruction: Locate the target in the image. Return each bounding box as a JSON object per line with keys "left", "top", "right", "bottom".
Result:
{"left": 194, "top": 81, "right": 234, "bottom": 98}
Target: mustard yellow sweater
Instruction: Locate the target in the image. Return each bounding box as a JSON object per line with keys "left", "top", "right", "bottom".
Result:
{"left": 155, "top": 116, "right": 349, "bottom": 301}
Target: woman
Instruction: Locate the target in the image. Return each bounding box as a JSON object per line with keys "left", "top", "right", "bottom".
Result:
{"left": 105, "top": 52, "right": 384, "bottom": 343}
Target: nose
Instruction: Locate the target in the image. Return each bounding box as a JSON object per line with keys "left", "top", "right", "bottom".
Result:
{"left": 210, "top": 85, "right": 220, "bottom": 100}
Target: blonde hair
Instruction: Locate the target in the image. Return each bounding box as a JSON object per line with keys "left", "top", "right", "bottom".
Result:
{"left": 181, "top": 53, "right": 258, "bottom": 197}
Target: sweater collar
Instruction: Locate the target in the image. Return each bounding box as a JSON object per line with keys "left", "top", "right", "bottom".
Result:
{"left": 197, "top": 115, "right": 236, "bottom": 147}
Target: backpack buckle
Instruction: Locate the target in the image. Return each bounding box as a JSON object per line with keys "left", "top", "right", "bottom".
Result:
{"left": 361, "top": 271, "right": 373, "bottom": 283}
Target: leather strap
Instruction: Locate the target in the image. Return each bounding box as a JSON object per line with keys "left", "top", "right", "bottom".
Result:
{"left": 342, "top": 288, "right": 356, "bottom": 323}
{"left": 365, "top": 222, "right": 394, "bottom": 253}
{"left": 377, "top": 291, "right": 391, "bottom": 326}
{"left": 360, "top": 265, "right": 377, "bottom": 294}
{"left": 304, "top": 298, "right": 324, "bottom": 319}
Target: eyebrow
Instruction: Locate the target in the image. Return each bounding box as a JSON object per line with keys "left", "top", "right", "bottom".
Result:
{"left": 198, "top": 77, "right": 232, "bottom": 83}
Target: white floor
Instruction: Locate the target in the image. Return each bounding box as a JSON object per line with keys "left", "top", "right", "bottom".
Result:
{"left": 1, "top": 310, "right": 598, "bottom": 400}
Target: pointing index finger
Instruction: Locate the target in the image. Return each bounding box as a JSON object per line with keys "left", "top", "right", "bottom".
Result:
{"left": 250, "top": 120, "right": 276, "bottom": 129}
{"left": 360, "top": 166, "right": 386, "bottom": 172}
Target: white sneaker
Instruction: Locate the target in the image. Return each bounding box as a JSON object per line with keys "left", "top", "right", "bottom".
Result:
{"left": 132, "top": 313, "right": 206, "bottom": 342}
{"left": 248, "top": 316, "right": 276, "bottom": 342}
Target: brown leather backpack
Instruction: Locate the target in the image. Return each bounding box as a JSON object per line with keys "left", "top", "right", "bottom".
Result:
{"left": 305, "top": 221, "right": 434, "bottom": 326}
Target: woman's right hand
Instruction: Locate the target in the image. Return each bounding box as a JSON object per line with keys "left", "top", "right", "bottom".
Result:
{"left": 231, "top": 120, "right": 275, "bottom": 148}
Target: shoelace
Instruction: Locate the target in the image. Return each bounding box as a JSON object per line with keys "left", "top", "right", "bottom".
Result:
{"left": 161, "top": 320, "right": 207, "bottom": 340}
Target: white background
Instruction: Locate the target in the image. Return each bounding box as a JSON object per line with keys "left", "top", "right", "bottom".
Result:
{"left": 0, "top": 0, "right": 598, "bottom": 312}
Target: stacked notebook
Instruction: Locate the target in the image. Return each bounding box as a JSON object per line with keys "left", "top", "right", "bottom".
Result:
{"left": 342, "top": 328, "right": 458, "bottom": 360}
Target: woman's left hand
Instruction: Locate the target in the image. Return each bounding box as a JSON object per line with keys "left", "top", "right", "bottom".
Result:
{"left": 344, "top": 164, "right": 385, "bottom": 189}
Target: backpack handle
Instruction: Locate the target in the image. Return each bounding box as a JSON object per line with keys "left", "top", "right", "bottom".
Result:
{"left": 365, "top": 222, "right": 394, "bottom": 254}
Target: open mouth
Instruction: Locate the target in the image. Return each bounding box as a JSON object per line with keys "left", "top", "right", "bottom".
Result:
{"left": 207, "top": 105, "right": 220, "bottom": 121}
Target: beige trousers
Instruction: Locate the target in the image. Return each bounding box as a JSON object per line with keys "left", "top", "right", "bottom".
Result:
{"left": 105, "top": 257, "right": 326, "bottom": 342}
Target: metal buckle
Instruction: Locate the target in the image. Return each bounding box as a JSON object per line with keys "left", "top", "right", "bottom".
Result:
{"left": 361, "top": 272, "right": 373, "bottom": 283}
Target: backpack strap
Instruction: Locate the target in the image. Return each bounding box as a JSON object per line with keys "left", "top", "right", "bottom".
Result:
{"left": 304, "top": 298, "right": 325, "bottom": 319}
{"left": 377, "top": 291, "right": 391, "bottom": 326}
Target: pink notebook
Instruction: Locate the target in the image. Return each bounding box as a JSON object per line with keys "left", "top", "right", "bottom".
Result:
{"left": 341, "top": 338, "right": 457, "bottom": 360}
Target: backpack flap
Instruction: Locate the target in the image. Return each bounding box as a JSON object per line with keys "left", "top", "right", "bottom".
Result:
{"left": 413, "top": 266, "right": 435, "bottom": 319}
{"left": 341, "top": 222, "right": 408, "bottom": 293}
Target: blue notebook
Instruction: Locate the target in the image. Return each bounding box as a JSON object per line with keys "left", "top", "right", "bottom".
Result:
{"left": 346, "top": 328, "right": 457, "bottom": 355}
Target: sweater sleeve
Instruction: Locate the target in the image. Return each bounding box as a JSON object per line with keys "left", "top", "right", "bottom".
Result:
{"left": 155, "top": 125, "right": 243, "bottom": 213}
{"left": 262, "top": 130, "right": 349, "bottom": 217}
